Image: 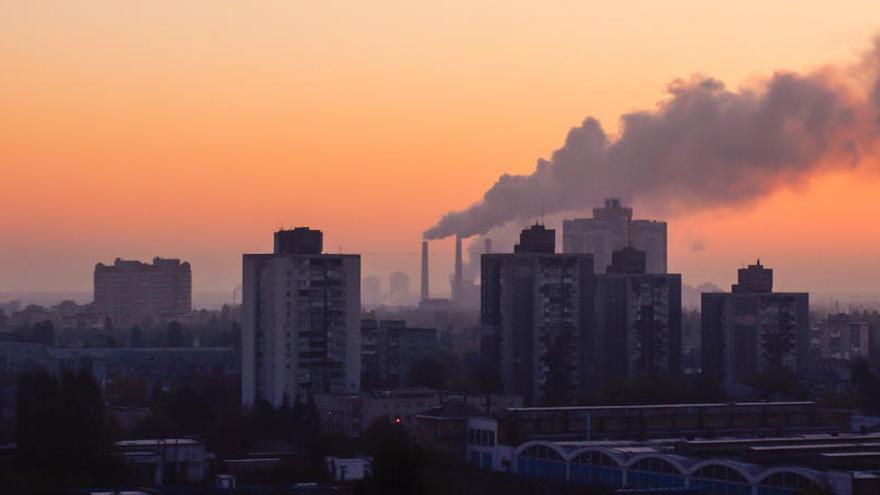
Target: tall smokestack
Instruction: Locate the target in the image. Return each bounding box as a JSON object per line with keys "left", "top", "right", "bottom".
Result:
{"left": 453, "top": 234, "right": 463, "bottom": 302}
{"left": 484, "top": 238, "right": 492, "bottom": 254}
{"left": 421, "top": 240, "right": 429, "bottom": 301}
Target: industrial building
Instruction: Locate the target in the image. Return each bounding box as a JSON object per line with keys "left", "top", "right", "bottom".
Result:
{"left": 452, "top": 403, "right": 876, "bottom": 494}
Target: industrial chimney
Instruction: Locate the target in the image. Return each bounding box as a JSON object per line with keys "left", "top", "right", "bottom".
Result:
{"left": 420, "top": 240, "right": 429, "bottom": 301}
{"left": 484, "top": 238, "right": 492, "bottom": 254}
{"left": 453, "top": 234, "right": 463, "bottom": 302}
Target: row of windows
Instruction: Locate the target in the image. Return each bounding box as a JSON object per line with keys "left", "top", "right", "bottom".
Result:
{"left": 514, "top": 450, "right": 821, "bottom": 493}
{"left": 467, "top": 428, "right": 496, "bottom": 446}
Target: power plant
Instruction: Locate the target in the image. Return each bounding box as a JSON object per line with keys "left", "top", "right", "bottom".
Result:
{"left": 420, "top": 240, "right": 429, "bottom": 302}
{"left": 452, "top": 234, "right": 463, "bottom": 302}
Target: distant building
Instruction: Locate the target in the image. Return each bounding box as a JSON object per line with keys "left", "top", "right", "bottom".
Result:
{"left": 360, "top": 319, "right": 437, "bottom": 389}
{"left": 241, "top": 228, "right": 361, "bottom": 407}
{"left": 481, "top": 224, "right": 595, "bottom": 406}
{"left": 592, "top": 247, "right": 682, "bottom": 390}
{"left": 388, "top": 271, "right": 410, "bottom": 303}
{"left": 362, "top": 275, "right": 381, "bottom": 307}
{"left": 811, "top": 313, "right": 870, "bottom": 362}
{"left": 562, "top": 198, "right": 667, "bottom": 273}
{"left": 702, "top": 261, "right": 810, "bottom": 392}
{"left": 92, "top": 257, "right": 191, "bottom": 320}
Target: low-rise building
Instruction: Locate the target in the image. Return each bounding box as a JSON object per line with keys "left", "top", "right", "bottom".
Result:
{"left": 116, "top": 438, "right": 209, "bottom": 485}
{"left": 812, "top": 313, "right": 870, "bottom": 362}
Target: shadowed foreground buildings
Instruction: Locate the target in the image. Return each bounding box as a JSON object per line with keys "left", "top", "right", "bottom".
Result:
{"left": 592, "top": 246, "right": 682, "bottom": 390}
{"left": 481, "top": 224, "right": 682, "bottom": 405}
{"left": 241, "top": 228, "right": 361, "bottom": 407}
{"left": 92, "top": 257, "right": 192, "bottom": 322}
{"left": 481, "top": 224, "right": 595, "bottom": 406}
{"left": 360, "top": 319, "right": 437, "bottom": 389}
{"left": 702, "top": 261, "right": 810, "bottom": 393}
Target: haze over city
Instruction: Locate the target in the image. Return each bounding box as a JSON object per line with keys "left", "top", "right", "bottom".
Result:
{"left": 10, "top": 3, "right": 880, "bottom": 495}
{"left": 4, "top": 1, "right": 880, "bottom": 302}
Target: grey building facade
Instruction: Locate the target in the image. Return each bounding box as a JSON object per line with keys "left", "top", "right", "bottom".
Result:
{"left": 562, "top": 198, "right": 667, "bottom": 274}
{"left": 593, "top": 247, "right": 682, "bottom": 390}
{"left": 481, "top": 224, "right": 595, "bottom": 406}
{"left": 701, "top": 261, "right": 810, "bottom": 392}
{"left": 241, "top": 228, "right": 361, "bottom": 407}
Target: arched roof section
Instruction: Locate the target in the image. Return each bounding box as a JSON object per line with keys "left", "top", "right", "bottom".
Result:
{"left": 687, "top": 459, "right": 755, "bottom": 484}
{"left": 625, "top": 454, "right": 688, "bottom": 476}
{"left": 513, "top": 440, "right": 567, "bottom": 461}
{"left": 755, "top": 467, "right": 825, "bottom": 490}
{"left": 566, "top": 446, "right": 627, "bottom": 468}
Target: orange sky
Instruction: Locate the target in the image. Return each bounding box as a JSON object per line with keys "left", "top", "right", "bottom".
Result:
{"left": 2, "top": 1, "right": 880, "bottom": 301}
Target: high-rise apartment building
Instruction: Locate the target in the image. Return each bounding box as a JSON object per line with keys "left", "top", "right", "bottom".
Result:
{"left": 92, "top": 257, "right": 191, "bottom": 320}
{"left": 592, "top": 247, "right": 682, "bottom": 390}
{"left": 562, "top": 198, "right": 667, "bottom": 274}
{"left": 702, "top": 261, "right": 809, "bottom": 392}
{"left": 481, "top": 224, "right": 594, "bottom": 406}
{"left": 241, "top": 228, "right": 361, "bottom": 407}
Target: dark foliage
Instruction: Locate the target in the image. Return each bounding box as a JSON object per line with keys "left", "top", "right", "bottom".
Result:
{"left": 7, "top": 370, "right": 127, "bottom": 492}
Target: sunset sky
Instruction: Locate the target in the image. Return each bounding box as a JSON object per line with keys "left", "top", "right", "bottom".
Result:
{"left": 3, "top": 1, "right": 880, "bottom": 302}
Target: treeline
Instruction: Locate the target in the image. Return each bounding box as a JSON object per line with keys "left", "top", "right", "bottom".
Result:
{"left": 3, "top": 370, "right": 127, "bottom": 493}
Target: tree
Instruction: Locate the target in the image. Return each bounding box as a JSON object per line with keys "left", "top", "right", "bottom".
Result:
{"left": 851, "top": 359, "right": 880, "bottom": 414}
{"left": 408, "top": 356, "right": 447, "bottom": 389}
{"left": 130, "top": 324, "right": 144, "bottom": 347}
{"left": 165, "top": 321, "right": 184, "bottom": 347}
{"left": 169, "top": 386, "right": 213, "bottom": 435}
{"left": 14, "top": 370, "right": 125, "bottom": 490}
{"left": 359, "top": 417, "right": 425, "bottom": 495}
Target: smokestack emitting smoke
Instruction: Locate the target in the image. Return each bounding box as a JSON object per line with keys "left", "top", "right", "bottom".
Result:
{"left": 453, "top": 234, "right": 463, "bottom": 301}
{"left": 421, "top": 240, "right": 429, "bottom": 301}
{"left": 424, "top": 38, "right": 880, "bottom": 240}
{"left": 485, "top": 238, "right": 493, "bottom": 254}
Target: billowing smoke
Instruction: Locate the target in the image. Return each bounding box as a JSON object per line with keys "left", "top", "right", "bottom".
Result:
{"left": 424, "top": 38, "right": 880, "bottom": 240}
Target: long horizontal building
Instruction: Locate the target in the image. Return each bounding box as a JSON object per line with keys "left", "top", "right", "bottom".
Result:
{"left": 448, "top": 405, "right": 877, "bottom": 495}
{"left": 497, "top": 401, "right": 849, "bottom": 445}
{"left": 493, "top": 434, "right": 880, "bottom": 495}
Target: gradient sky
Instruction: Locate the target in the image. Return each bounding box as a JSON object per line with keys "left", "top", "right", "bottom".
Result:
{"left": 2, "top": 1, "right": 880, "bottom": 301}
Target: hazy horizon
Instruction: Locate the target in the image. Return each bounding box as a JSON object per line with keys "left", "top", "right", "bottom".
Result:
{"left": 4, "top": 2, "right": 880, "bottom": 297}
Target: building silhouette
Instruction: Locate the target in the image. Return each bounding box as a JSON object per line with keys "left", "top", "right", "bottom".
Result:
{"left": 362, "top": 275, "right": 381, "bottom": 307}
{"left": 361, "top": 319, "right": 437, "bottom": 389}
{"left": 563, "top": 198, "right": 667, "bottom": 274}
{"left": 480, "top": 224, "right": 595, "bottom": 406}
{"left": 702, "top": 261, "right": 809, "bottom": 393}
{"left": 241, "top": 227, "right": 361, "bottom": 407}
{"left": 389, "top": 271, "right": 410, "bottom": 299}
{"left": 92, "top": 257, "right": 191, "bottom": 321}
{"left": 592, "top": 246, "right": 682, "bottom": 390}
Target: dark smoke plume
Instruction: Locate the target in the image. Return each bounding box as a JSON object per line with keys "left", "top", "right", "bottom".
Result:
{"left": 424, "top": 39, "right": 880, "bottom": 240}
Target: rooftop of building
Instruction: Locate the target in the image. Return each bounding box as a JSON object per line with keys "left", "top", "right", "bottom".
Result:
{"left": 504, "top": 401, "right": 818, "bottom": 413}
